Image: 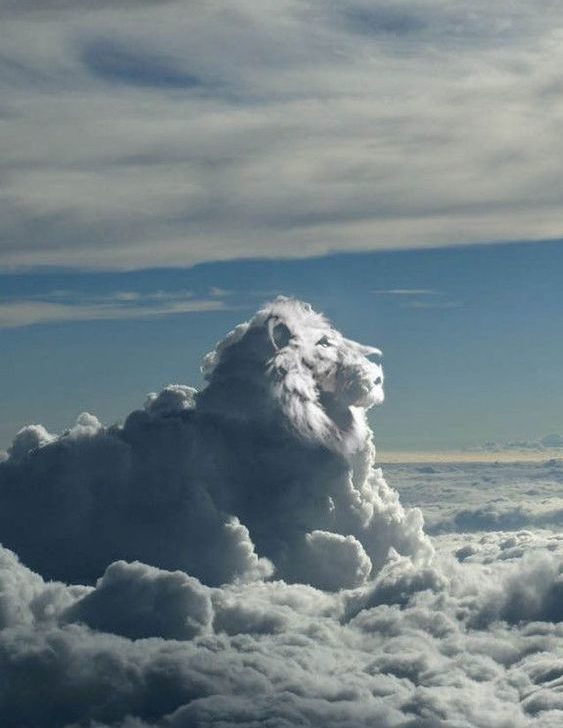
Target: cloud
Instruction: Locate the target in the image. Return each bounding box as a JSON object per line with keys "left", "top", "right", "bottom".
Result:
{"left": 373, "top": 289, "right": 441, "bottom": 296}
{"left": 476, "top": 434, "right": 563, "bottom": 453}
{"left": 81, "top": 39, "right": 206, "bottom": 90}
{"left": 1, "top": 0, "right": 172, "bottom": 14}
{"left": 0, "top": 298, "right": 430, "bottom": 588}
{"left": 0, "top": 291, "right": 225, "bottom": 328}
{"left": 429, "top": 501, "right": 563, "bottom": 535}
{"left": 469, "top": 552, "right": 563, "bottom": 627}
{"left": 0, "top": 299, "right": 562, "bottom": 726}
{"left": 3, "top": 1, "right": 563, "bottom": 269}
{"left": 402, "top": 300, "right": 462, "bottom": 310}
{"left": 340, "top": 3, "right": 429, "bottom": 38}
{"left": 371, "top": 289, "right": 461, "bottom": 309}
{"left": 65, "top": 560, "right": 213, "bottom": 640}
{"left": 1, "top": 539, "right": 563, "bottom": 726}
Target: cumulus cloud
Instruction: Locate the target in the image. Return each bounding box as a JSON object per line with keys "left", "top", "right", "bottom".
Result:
{"left": 430, "top": 501, "right": 563, "bottom": 534}
{"left": 1, "top": 538, "right": 563, "bottom": 726}
{"left": 0, "top": 297, "right": 429, "bottom": 588}
{"left": 65, "top": 560, "right": 213, "bottom": 640}
{"left": 1, "top": 299, "right": 563, "bottom": 726}
{"left": 8, "top": 422, "right": 55, "bottom": 462}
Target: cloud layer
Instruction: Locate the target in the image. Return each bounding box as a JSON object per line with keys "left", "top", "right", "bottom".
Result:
{"left": 1, "top": 535, "right": 563, "bottom": 726}
{"left": 1, "top": 299, "right": 563, "bottom": 726}
{"left": 3, "top": 0, "right": 563, "bottom": 269}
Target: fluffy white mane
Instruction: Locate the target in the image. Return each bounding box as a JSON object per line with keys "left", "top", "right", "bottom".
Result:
{"left": 201, "top": 297, "right": 384, "bottom": 455}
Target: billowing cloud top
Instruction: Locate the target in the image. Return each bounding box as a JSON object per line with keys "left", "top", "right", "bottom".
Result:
{"left": 0, "top": 297, "right": 429, "bottom": 589}
{"left": 1, "top": 299, "right": 563, "bottom": 727}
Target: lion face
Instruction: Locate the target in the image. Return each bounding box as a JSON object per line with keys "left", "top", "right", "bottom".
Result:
{"left": 200, "top": 297, "right": 384, "bottom": 449}
{"left": 264, "top": 297, "right": 384, "bottom": 408}
{"left": 257, "top": 298, "right": 384, "bottom": 448}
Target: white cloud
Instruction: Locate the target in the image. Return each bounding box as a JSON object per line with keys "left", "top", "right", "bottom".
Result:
{"left": 373, "top": 289, "right": 441, "bottom": 296}
{"left": 1, "top": 536, "right": 563, "bottom": 726}
{"left": 2, "top": 1, "right": 563, "bottom": 269}
{"left": 0, "top": 291, "right": 225, "bottom": 328}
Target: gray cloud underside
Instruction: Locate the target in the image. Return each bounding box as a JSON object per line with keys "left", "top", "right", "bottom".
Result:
{"left": 2, "top": 0, "right": 563, "bottom": 269}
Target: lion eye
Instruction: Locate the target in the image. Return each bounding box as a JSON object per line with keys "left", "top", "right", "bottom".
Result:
{"left": 316, "top": 336, "right": 332, "bottom": 347}
{"left": 271, "top": 321, "right": 292, "bottom": 349}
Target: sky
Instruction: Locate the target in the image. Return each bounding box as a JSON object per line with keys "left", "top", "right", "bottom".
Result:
{"left": 3, "top": 0, "right": 563, "bottom": 270}
{"left": 2, "top": 240, "right": 563, "bottom": 452}
{"left": 2, "top": 0, "right": 563, "bottom": 453}
{"left": 3, "top": 4, "right": 563, "bottom": 725}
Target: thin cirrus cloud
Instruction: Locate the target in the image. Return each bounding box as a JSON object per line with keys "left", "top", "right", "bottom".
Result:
{"left": 373, "top": 288, "right": 461, "bottom": 309}
{"left": 0, "top": 290, "right": 226, "bottom": 328}
{"left": 372, "top": 289, "right": 440, "bottom": 295}
{"left": 2, "top": 0, "right": 563, "bottom": 270}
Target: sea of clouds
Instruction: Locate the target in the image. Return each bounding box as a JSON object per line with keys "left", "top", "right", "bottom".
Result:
{"left": 1, "top": 298, "right": 562, "bottom": 727}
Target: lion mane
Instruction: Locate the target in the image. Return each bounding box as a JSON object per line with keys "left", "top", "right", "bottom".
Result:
{"left": 199, "top": 297, "right": 384, "bottom": 451}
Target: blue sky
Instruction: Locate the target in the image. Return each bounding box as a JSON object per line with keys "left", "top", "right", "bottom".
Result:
{"left": 2, "top": 1, "right": 563, "bottom": 452}
{"left": 2, "top": 240, "right": 563, "bottom": 452}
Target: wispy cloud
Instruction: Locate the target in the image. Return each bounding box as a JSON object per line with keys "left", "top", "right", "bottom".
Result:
{"left": 0, "top": 290, "right": 226, "bottom": 328}
{"left": 208, "top": 287, "right": 231, "bottom": 297}
{"left": 372, "top": 289, "right": 440, "bottom": 296}
{"left": 2, "top": 1, "right": 563, "bottom": 270}
{"left": 372, "top": 288, "right": 461, "bottom": 308}
{"left": 402, "top": 299, "right": 462, "bottom": 309}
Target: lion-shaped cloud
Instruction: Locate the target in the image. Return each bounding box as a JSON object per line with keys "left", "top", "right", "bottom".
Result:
{"left": 196, "top": 297, "right": 432, "bottom": 588}
{"left": 0, "top": 297, "right": 432, "bottom": 590}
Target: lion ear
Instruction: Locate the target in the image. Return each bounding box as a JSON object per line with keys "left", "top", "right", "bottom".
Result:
{"left": 269, "top": 320, "right": 292, "bottom": 350}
